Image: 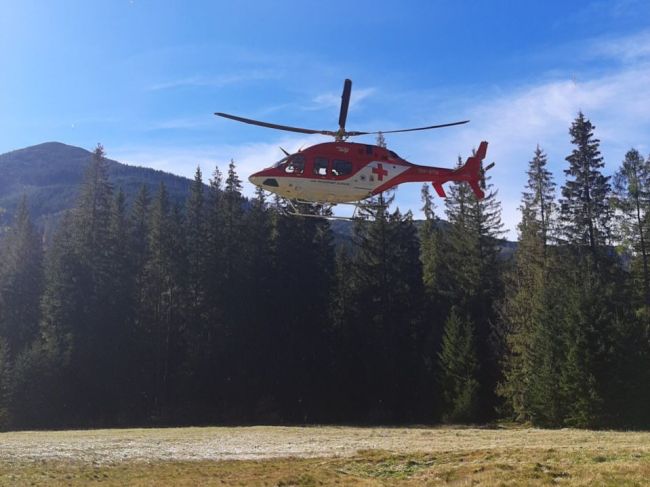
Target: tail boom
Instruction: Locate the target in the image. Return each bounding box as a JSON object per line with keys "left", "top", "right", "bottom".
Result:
{"left": 370, "top": 141, "right": 490, "bottom": 199}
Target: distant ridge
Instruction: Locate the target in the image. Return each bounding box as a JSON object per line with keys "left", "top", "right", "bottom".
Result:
{"left": 0, "top": 142, "right": 194, "bottom": 227}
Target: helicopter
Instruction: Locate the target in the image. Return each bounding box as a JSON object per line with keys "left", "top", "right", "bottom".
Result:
{"left": 215, "top": 79, "right": 492, "bottom": 218}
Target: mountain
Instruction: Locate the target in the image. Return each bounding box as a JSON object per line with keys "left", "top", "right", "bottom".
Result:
{"left": 0, "top": 142, "right": 194, "bottom": 227}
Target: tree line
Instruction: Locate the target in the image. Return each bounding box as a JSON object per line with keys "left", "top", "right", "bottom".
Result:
{"left": 0, "top": 111, "right": 648, "bottom": 430}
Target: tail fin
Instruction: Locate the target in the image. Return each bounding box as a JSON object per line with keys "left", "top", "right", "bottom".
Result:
{"left": 453, "top": 141, "right": 489, "bottom": 199}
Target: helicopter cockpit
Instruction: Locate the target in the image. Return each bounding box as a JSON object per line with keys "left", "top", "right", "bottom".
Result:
{"left": 272, "top": 156, "right": 289, "bottom": 168}
{"left": 284, "top": 155, "right": 305, "bottom": 174}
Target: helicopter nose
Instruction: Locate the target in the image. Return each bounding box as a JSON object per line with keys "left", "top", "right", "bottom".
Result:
{"left": 249, "top": 171, "right": 279, "bottom": 189}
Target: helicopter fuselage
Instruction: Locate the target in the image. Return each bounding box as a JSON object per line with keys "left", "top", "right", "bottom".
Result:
{"left": 248, "top": 141, "right": 488, "bottom": 203}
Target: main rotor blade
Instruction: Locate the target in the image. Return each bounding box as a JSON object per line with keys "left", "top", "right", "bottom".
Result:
{"left": 338, "top": 79, "right": 352, "bottom": 131}
{"left": 215, "top": 112, "right": 335, "bottom": 136}
{"left": 346, "top": 119, "right": 470, "bottom": 137}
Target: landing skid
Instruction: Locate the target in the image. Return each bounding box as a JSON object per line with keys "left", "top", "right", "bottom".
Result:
{"left": 282, "top": 198, "right": 386, "bottom": 221}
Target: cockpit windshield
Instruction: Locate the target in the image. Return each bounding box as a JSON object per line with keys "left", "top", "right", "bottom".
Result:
{"left": 272, "top": 156, "right": 289, "bottom": 168}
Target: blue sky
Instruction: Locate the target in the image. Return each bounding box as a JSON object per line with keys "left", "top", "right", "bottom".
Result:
{"left": 2, "top": 0, "right": 650, "bottom": 236}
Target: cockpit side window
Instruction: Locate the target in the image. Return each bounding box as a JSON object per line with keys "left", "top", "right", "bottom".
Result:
{"left": 284, "top": 155, "right": 305, "bottom": 174}
{"left": 313, "top": 157, "right": 328, "bottom": 176}
{"left": 332, "top": 159, "right": 353, "bottom": 176}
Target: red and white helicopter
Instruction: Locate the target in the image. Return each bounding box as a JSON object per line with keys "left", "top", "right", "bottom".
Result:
{"left": 215, "top": 79, "right": 492, "bottom": 218}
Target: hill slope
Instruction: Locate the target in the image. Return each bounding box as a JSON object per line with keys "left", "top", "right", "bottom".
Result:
{"left": 0, "top": 142, "right": 194, "bottom": 226}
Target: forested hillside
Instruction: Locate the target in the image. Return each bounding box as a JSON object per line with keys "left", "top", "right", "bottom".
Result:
{"left": 0, "top": 112, "right": 648, "bottom": 430}
{"left": 0, "top": 142, "right": 193, "bottom": 229}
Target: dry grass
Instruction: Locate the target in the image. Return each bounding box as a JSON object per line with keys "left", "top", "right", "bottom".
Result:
{"left": 0, "top": 425, "right": 649, "bottom": 485}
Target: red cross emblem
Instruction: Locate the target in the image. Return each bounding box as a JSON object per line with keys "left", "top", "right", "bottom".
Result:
{"left": 372, "top": 163, "right": 388, "bottom": 181}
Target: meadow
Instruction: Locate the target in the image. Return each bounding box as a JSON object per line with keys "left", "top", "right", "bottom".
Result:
{"left": 1, "top": 425, "right": 649, "bottom": 485}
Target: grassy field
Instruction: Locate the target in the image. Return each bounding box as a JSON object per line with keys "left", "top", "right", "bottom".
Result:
{"left": 0, "top": 425, "right": 649, "bottom": 485}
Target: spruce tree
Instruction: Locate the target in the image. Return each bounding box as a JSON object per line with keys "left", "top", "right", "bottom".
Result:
{"left": 138, "top": 183, "right": 187, "bottom": 419}
{"left": 499, "top": 146, "right": 562, "bottom": 424}
{"left": 0, "top": 196, "right": 43, "bottom": 358}
{"left": 186, "top": 166, "right": 208, "bottom": 313}
{"left": 336, "top": 206, "right": 423, "bottom": 421}
{"left": 440, "top": 157, "right": 504, "bottom": 421}
{"left": 271, "top": 207, "right": 336, "bottom": 422}
{"left": 437, "top": 308, "right": 480, "bottom": 423}
{"left": 612, "top": 149, "right": 650, "bottom": 313}
{"left": 418, "top": 184, "right": 446, "bottom": 417}
{"left": 35, "top": 213, "right": 87, "bottom": 426}
{"left": 522, "top": 145, "right": 556, "bottom": 248}
{"left": 242, "top": 187, "right": 275, "bottom": 411}
{"left": 98, "top": 188, "right": 138, "bottom": 420}
{"left": 560, "top": 112, "right": 611, "bottom": 254}
{"left": 216, "top": 160, "right": 250, "bottom": 416}
{"left": 130, "top": 185, "right": 151, "bottom": 317}
{"left": 34, "top": 145, "right": 118, "bottom": 425}
{"left": 556, "top": 114, "right": 627, "bottom": 427}
{"left": 74, "top": 144, "right": 113, "bottom": 264}
{"left": 420, "top": 183, "right": 444, "bottom": 303}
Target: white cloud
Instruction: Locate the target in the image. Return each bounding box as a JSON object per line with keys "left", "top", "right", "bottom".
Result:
{"left": 111, "top": 134, "right": 327, "bottom": 189}
{"left": 592, "top": 29, "right": 650, "bottom": 63}
{"left": 428, "top": 64, "right": 650, "bottom": 238}
{"left": 146, "top": 117, "right": 214, "bottom": 130}
{"left": 306, "top": 87, "right": 376, "bottom": 111}
{"left": 147, "top": 70, "right": 282, "bottom": 91}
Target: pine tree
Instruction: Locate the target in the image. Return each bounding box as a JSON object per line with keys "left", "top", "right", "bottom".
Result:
{"left": 0, "top": 197, "right": 45, "bottom": 428}
{"left": 335, "top": 206, "right": 423, "bottom": 421}
{"left": 138, "top": 183, "right": 187, "bottom": 418}
{"left": 130, "top": 185, "right": 151, "bottom": 323}
{"left": 558, "top": 264, "right": 607, "bottom": 428}
{"left": 418, "top": 184, "right": 447, "bottom": 417}
{"left": 612, "top": 149, "right": 650, "bottom": 313}
{"left": 239, "top": 187, "right": 275, "bottom": 415}
{"left": 522, "top": 146, "right": 556, "bottom": 248}
{"left": 440, "top": 157, "right": 505, "bottom": 421}
{"left": 35, "top": 145, "right": 119, "bottom": 424}
{"left": 36, "top": 213, "right": 87, "bottom": 425}
{"left": 554, "top": 114, "right": 634, "bottom": 427}
{"left": 74, "top": 144, "right": 113, "bottom": 264}
{"left": 186, "top": 167, "right": 207, "bottom": 311}
{"left": 185, "top": 166, "right": 208, "bottom": 345}
{"left": 205, "top": 165, "right": 223, "bottom": 319}
{"left": 437, "top": 308, "right": 480, "bottom": 423}
{"left": 216, "top": 160, "right": 250, "bottom": 416}
{"left": 498, "top": 146, "right": 562, "bottom": 424}
{"left": 97, "top": 188, "right": 139, "bottom": 420}
{"left": 560, "top": 112, "right": 611, "bottom": 254}
{"left": 420, "top": 183, "right": 445, "bottom": 310}
{"left": 0, "top": 196, "right": 43, "bottom": 358}
{"left": 271, "top": 208, "right": 336, "bottom": 422}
